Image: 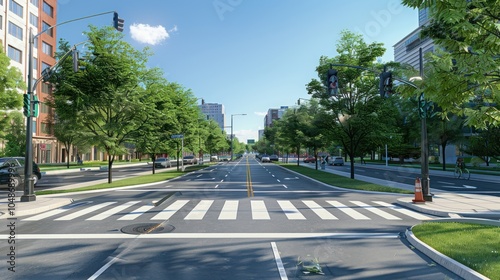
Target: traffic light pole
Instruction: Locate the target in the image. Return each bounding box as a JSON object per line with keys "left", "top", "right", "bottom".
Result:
{"left": 21, "top": 11, "right": 123, "bottom": 202}
{"left": 327, "top": 61, "right": 432, "bottom": 202}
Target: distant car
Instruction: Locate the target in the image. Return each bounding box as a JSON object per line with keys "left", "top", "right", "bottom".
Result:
{"left": 154, "top": 157, "right": 172, "bottom": 168}
{"left": 0, "top": 157, "right": 42, "bottom": 189}
{"left": 261, "top": 155, "right": 271, "bottom": 163}
{"left": 183, "top": 155, "right": 198, "bottom": 165}
{"left": 303, "top": 156, "right": 316, "bottom": 163}
{"left": 269, "top": 155, "right": 279, "bottom": 161}
{"left": 329, "top": 157, "right": 344, "bottom": 166}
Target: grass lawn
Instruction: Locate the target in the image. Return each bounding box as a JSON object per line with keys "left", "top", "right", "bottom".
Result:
{"left": 412, "top": 222, "right": 500, "bottom": 279}
{"left": 279, "top": 164, "right": 413, "bottom": 194}
{"left": 35, "top": 165, "right": 206, "bottom": 195}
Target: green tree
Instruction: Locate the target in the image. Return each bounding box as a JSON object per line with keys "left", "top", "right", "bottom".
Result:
{"left": 52, "top": 26, "right": 163, "bottom": 183}
{"left": 307, "top": 30, "right": 388, "bottom": 179}
{"left": 402, "top": 0, "right": 500, "bottom": 128}
{"left": 0, "top": 42, "right": 25, "bottom": 139}
{"left": 1, "top": 112, "right": 25, "bottom": 156}
{"left": 463, "top": 126, "right": 500, "bottom": 165}
{"left": 204, "top": 120, "right": 229, "bottom": 157}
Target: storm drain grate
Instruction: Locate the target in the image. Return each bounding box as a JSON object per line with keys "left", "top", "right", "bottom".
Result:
{"left": 121, "top": 223, "right": 175, "bottom": 235}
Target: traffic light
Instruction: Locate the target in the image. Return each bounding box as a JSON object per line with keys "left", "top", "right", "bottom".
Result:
{"left": 326, "top": 69, "right": 339, "bottom": 96}
{"left": 33, "top": 95, "right": 39, "bottom": 118}
{"left": 72, "top": 49, "right": 79, "bottom": 72}
{"left": 23, "top": 94, "right": 30, "bottom": 117}
{"left": 379, "top": 71, "right": 393, "bottom": 98}
{"left": 113, "top": 12, "right": 125, "bottom": 32}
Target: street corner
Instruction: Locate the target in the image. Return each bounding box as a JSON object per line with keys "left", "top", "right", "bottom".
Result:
{"left": 395, "top": 197, "right": 451, "bottom": 218}
{"left": 10, "top": 197, "right": 74, "bottom": 218}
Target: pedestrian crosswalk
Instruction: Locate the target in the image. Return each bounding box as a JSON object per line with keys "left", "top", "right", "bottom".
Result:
{"left": 22, "top": 199, "right": 431, "bottom": 222}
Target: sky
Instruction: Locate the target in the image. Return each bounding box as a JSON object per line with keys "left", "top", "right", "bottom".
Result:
{"left": 56, "top": 0, "right": 419, "bottom": 143}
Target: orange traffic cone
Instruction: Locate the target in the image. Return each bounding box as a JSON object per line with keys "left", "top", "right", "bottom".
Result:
{"left": 412, "top": 177, "right": 426, "bottom": 204}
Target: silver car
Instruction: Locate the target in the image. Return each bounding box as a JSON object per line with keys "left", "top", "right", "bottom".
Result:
{"left": 154, "top": 157, "right": 172, "bottom": 168}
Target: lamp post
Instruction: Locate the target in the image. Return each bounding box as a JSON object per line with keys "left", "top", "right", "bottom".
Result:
{"left": 230, "top": 113, "right": 246, "bottom": 161}
{"left": 21, "top": 11, "right": 123, "bottom": 202}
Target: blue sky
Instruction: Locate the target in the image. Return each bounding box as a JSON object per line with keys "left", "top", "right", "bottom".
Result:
{"left": 56, "top": 0, "right": 418, "bottom": 143}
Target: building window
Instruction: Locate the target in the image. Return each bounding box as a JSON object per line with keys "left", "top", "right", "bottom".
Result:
{"left": 33, "top": 37, "right": 38, "bottom": 49}
{"left": 41, "top": 82, "right": 51, "bottom": 94}
{"left": 0, "top": 15, "right": 3, "bottom": 30}
{"left": 9, "top": 0, "right": 23, "bottom": 18}
{"left": 41, "top": 122, "right": 50, "bottom": 134}
{"left": 7, "top": 45, "right": 22, "bottom": 63}
{"left": 42, "top": 21, "right": 52, "bottom": 36}
{"left": 42, "top": 1, "right": 53, "bottom": 17}
{"left": 30, "top": 13, "right": 38, "bottom": 28}
{"left": 41, "top": 102, "right": 49, "bottom": 114}
{"left": 8, "top": 21, "right": 23, "bottom": 40}
{"left": 33, "top": 57, "right": 37, "bottom": 69}
{"left": 30, "top": 0, "right": 38, "bottom": 7}
{"left": 42, "top": 62, "right": 50, "bottom": 71}
{"left": 42, "top": 41, "right": 52, "bottom": 56}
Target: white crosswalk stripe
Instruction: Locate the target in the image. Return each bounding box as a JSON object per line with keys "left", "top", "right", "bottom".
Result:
{"left": 151, "top": 200, "right": 189, "bottom": 220}
{"left": 218, "top": 200, "right": 239, "bottom": 220}
{"left": 22, "top": 199, "right": 431, "bottom": 222}
{"left": 278, "top": 200, "right": 306, "bottom": 220}
{"left": 55, "top": 202, "right": 116, "bottom": 221}
{"left": 251, "top": 200, "right": 270, "bottom": 220}
{"left": 327, "top": 200, "right": 370, "bottom": 220}
{"left": 302, "top": 200, "right": 338, "bottom": 220}
{"left": 86, "top": 201, "right": 141, "bottom": 221}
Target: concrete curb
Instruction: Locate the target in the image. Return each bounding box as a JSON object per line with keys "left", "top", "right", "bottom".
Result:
{"left": 406, "top": 218, "right": 497, "bottom": 280}
{"left": 0, "top": 197, "right": 74, "bottom": 219}
{"left": 396, "top": 198, "right": 500, "bottom": 218}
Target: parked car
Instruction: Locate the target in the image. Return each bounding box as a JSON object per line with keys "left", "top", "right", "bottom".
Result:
{"left": 269, "top": 155, "right": 279, "bottom": 161}
{"left": 183, "top": 155, "right": 198, "bottom": 165}
{"left": 0, "top": 157, "right": 42, "bottom": 189}
{"left": 154, "top": 157, "right": 172, "bottom": 168}
{"left": 329, "top": 157, "right": 345, "bottom": 166}
{"left": 260, "top": 155, "right": 271, "bottom": 163}
{"left": 303, "top": 156, "right": 316, "bottom": 163}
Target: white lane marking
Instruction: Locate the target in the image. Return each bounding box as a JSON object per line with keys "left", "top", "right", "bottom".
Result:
{"left": 218, "top": 200, "right": 239, "bottom": 220}
{"left": 437, "top": 181, "right": 454, "bottom": 185}
{"left": 373, "top": 201, "right": 432, "bottom": 220}
{"left": 278, "top": 200, "right": 306, "bottom": 220}
{"left": 55, "top": 202, "right": 116, "bottom": 221}
{"left": 214, "top": 184, "right": 219, "bottom": 188}
{"left": 185, "top": 200, "right": 214, "bottom": 220}
{"left": 272, "top": 175, "right": 275, "bottom": 177}
{"left": 284, "top": 177, "right": 299, "bottom": 180}
{"left": 302, "top": 200, "right": 338, "bottom": 220}
{"left": 225, "top": 174, "right": 228, "bottom": 177}
{"left": 151, "top": 200, "right": 190, "bottom": 220}
{"left": 350, "top": 201, "right": 401, "bottom": 220}
{"left": 282, "top": 185, "right": 288, "bottom": 189}
{"left": 87, "top": 201, "right": 141, "bottom": 220}
{"left": 271, "top": 242, "right": 288, "bottom": 280}
{"left": 251, "top": 200, "right": 271, "bottom": 220}
{"left": 277, "top": 179, "right": 281, "bottom": 183}
{"left": 220, "top": 179, "right": 224, "bottom": 182}
{"left": 196, "top": 174, "right": 202, "bottom": 178}
{"left": 64, "top": 175, "right": 85, "bottom": 179}
{"left": 463, "top": 185, "right": 477, "bottom": 189}
{"left": 2, "top": 232, "right": 399, "bottom": 239}
{"left": 327, "top": 201, "right": 370, "bottom": 220}
{"left": 23, "top": 208, "right": 71, "bottom": 221}
{"left": 118, "top": 205, "right": 155, "bottom": 220}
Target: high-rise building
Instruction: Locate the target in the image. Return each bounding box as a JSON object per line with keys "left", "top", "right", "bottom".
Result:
{"left": 199, "top": 100, "right": 225, "bottom": 131}
{"left": 2, "top": 0, "right": 58, "bottom": 163}
{"left": 264, "top": 106, "right": 288, "bottom": 128}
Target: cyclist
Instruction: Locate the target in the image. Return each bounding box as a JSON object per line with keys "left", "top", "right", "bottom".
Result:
{"left": 456, "top": 157, "right": 465, "bottom": 171}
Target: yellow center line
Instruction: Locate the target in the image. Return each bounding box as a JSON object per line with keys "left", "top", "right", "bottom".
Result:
{"left": 246, "top": 157, "right": 254, "bottom": 197}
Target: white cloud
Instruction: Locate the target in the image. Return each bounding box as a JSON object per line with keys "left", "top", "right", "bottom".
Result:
{"left": 130, "top": 23, "right": 170, "bottom": 45}
{"left": 254, "top": 111, "right": 267, "bottom": 116}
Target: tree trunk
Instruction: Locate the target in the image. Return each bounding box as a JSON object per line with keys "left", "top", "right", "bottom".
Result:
{"left": 441, "top": 143, "right": 447, "bottom": 171}
{"left": 107, "top": 155, "right": 114, "bottom": 184}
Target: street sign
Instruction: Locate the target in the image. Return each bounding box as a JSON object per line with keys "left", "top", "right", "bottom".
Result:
{"left": 171, "top": 134, "right": 183, "bottom": 139}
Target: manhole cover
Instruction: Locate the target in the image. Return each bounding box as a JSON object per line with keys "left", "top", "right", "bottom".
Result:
{"left": 121, "top": 223, "right": 175, "bottom": 235}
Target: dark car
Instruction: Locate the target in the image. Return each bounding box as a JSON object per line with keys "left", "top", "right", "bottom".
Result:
{"left": 269, "top": 155, "right": 279, "bottom": 161}
{"left": 303, "top": 156, "right": 316, "bottom": 163}
{"left": 0, "top": 157, "right": 42, "bottom": 189}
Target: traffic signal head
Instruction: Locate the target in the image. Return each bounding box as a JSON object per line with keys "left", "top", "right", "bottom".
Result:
{"left": 113, "top": 12, "right": 125, "bottom": 32}
{"left": 326, "top": 69, "right": 339, "bottom": 96}
{"left": 23, "top": 94, "right": 30, "bottom": 117}
{"left": 379, "top": 71, "right": 393, "bottom": 98}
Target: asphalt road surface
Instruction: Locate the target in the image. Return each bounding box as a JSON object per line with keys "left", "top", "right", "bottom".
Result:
{"left": 1, "top": 157, "right": 462, "bottom": 279}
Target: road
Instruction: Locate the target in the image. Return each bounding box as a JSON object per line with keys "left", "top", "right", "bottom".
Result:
{"left": 1, "top": 156, "right": 462, "bottom": 279}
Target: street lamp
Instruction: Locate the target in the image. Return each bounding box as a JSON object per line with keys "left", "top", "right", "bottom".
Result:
{"left": 230, "top": 113, "right": 246, "bottom": 161}
{"left": 21, "top": 11, "right": 123, "bottom": 202}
